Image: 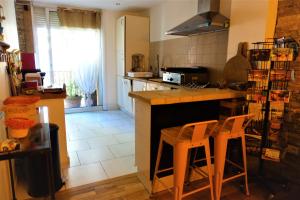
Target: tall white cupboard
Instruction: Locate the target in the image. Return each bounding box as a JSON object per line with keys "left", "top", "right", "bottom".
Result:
{"left": 116, "top": 15, "right": 149, "bottom": 115}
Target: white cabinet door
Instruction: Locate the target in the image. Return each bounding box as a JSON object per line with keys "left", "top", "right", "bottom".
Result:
{"left": 117, "top": 76, "right": 124, "bottom": 109}
{"left": 122, "top": 79, "right": 133, "bottom": 115}
{"left": 116, "top": 16, "right": 125, "bottom": 76}
{"left": 146, "top": 82, "right": 171, "bottom": 91}
{"left": 133, "top": 80, "right": 147, "bottom": 91}
{"left": 146, "top": 82, "right": 159, "bottom": 91}
{"left": 132, "top": 80, "right": 146, "bottom": 117}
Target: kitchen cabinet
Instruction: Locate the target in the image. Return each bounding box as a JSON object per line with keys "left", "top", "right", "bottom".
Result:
{"left": 133, "top": 80, "right": 147, "bottom": 92}
{"left": 117, "top": 76, "right": 124, "bottom": 108}
{"left": 132, "top": 80, "right": 147, "bottom": 117}
{"left": 122, "top": 79, "right": 133, "bottom": 115}
{"left": 146, "top": 82, "right": 171, "bottom": 91}
{"left": 132, "top": 80, "right": 171, "bottom": 116}
{"left": 117, "top": 77, "right": 133, "bottom": 116}
{"left": 116, "top": 15, "right": 149, "bottom": 76}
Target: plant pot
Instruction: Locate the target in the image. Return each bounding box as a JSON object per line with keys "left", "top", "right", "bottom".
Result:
{"left": 91, "top": 91, "right": 97, "bottom": 106}
{"left": 64, "top": 96, "right": 82, "bottom": 108}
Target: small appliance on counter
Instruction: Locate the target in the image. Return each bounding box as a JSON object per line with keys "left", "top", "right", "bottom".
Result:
{"left": 162, "top": 66, "right": 209, "bottom": 87}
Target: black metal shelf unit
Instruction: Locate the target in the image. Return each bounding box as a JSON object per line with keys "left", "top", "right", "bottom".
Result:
{"left": 246, "top": 38, "right": 293, "bottom": 168}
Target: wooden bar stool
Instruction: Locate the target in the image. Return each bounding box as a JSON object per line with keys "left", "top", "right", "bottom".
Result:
{"left": 152, "top": 120, "right": 218, "bottom": 200}
{"left": 213, "top": 114, "right": 254, "bottom": 200}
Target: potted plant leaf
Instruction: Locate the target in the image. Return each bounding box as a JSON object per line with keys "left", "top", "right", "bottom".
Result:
{"left": 64, "top": 81, "right": 82, "bottom": 108}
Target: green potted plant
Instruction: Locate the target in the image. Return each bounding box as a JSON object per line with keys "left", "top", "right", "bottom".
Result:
{"left": 64, "top": 81, "right": 82, "bottom": 108}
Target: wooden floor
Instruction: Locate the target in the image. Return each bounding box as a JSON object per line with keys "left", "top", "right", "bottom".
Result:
{"left": 27, "top": 173, "right": 299, "bottom": 200}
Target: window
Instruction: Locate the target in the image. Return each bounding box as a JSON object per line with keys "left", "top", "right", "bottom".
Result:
{"left": 33, "top": 7, "right": 101, "bottom": 108}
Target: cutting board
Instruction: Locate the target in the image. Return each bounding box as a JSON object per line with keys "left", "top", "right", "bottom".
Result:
{"left": 223, "top": 42, "right": 251, "bottom": 83}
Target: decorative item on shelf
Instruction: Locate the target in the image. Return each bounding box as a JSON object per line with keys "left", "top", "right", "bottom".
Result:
{"left": 249, "top": 48, "right": 271, "bottom": 61}
{"left": 6, "top": 49, "right": 23, "bottom": 95}
{"left": 0, "top": 4, "right": 5, "bottom": 42}
{"left": 270, "top": 48, "right": 293, "bottom": 61}
{"left": 261, "top": 147, "right": 281, "bottom": 162}
{"left": 0, "top": 139, "right": 20, "bottom": 153}
{"left": 131, "top": 53, "right": 145, "bottom": 72}
{"left": 5, "top": 117, "right": 35, "bottom": 138}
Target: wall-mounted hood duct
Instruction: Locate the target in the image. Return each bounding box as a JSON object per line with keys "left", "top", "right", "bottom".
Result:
{"left": 165, "top": 0, "right": 229, "bottom": 36}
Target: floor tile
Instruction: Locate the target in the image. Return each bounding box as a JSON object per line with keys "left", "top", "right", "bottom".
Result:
{"left": 68, "top": 152, "right": 81, "bottom": 167}
{"left": 97, "top": 127, "right": 124, "bottom": 135}
{"left": 87, "top": 135, "right": 119, "bottom": 149}
{"left": 101, "top": 156, "right": 137, "bottom": 178}
{"left": 65, "top": 110, "right": 135, "bottom": 188}
{"left": 109, "top": 142, "right": 135, "bottom": 158}
{"left": 67, "top": 140, "right": 90, "bottom": 152}
{"left": 77, "top": 147, "right": 115, "bottom": 164}
{"left": 68, "top": 129, "right": 97, "bottom": 141}
{"left": 63, "top": 163, "right": 108, "bottom": 188}
{"left": 113, "top": 133, "right": 135, "bottom": 143}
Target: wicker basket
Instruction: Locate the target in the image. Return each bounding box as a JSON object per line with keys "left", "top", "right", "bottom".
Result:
{"left": 9, "top": 128, "right": 29, "bottom": 138}
{"left": 2, "top": 104, "right": 38, "bottom": 122}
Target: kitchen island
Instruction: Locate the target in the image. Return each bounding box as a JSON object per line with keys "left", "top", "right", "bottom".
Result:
{"left": 129, "top": 88, "right": 244, "bottom": 192}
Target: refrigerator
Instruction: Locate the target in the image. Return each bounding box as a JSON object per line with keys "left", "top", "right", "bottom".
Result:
{"left": 0, "top": 61, "right": 12, "bottom": 200}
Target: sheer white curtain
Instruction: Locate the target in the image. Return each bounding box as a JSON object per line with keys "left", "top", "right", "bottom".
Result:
{"left": 51, "top": 27, "right": 100, "bottom": 106}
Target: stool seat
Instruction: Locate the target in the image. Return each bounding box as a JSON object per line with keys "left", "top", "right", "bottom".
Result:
{"left": 161, "top": 126, "right": 209, "bottom": 146}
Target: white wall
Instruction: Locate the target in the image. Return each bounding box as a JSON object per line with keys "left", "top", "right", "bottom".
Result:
{"left": 149, "top": 0, "right": 197, "bottom": 42}
{"left": 227, "top": 0, "right": 278, "bottom": 59}
{"left": 101, "top": 10, "right": 119, "bottom": 110}
{"left": 0, "top": 0, "right": 19, "bottom": 50}
{"left": 0, "top": 1, "right": 19, "bottom": 198}
{"left": 227, "top": 0, "right": 268, "bottom": 59}
{"left": 149, "top": 0, "right": 231, "bottom": 42}
{"left": 0, "top": 63, "right": 11, "bottom": 200}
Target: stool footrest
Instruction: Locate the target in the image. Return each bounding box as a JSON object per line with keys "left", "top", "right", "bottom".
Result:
{"left": 193, "top": 156, "right": 214, "bottom": 164}
{"left": 226, "top": 159, "right": 244, "bottom": 171}
{"left": 191, "top": 165, "right": 208, "bottom": 177}
{"left": 157, "top": 167, "right": 173, "bottom": 174}
{"left": 182, "top": 184, "right": 211, "bottom": 197}
{"left": 153, "top": 175, "right": 174, "bottom": 194}
{"left": 223, "top": 172, "right": 246, "bottom": 184}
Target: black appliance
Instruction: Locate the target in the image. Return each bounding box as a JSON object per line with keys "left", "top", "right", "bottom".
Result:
{"left": 162, "top": 66, "right": 209, "bottom": 86}
{"left": 25, "top": 123, "right": 64, "bottom": 197}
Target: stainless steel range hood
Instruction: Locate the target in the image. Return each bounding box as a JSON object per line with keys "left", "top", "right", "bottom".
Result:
{"left": 165, "top": 0, "right": 229, "bottom": 36}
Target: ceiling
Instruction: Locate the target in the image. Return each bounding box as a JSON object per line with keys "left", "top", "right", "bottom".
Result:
{"left": 31, "top": 0, "right": 165, "bottom": 11}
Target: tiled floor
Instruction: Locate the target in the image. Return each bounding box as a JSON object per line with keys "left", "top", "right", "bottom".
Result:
{"left": 64, "top": 110, "right": 136, "bottom": 188}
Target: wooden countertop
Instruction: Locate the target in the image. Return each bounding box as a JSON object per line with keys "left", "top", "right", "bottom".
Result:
{"left": 124, "top": 76, "right": 182, "bottom": 89}
{"left": 129, "top": 88, "right": 245, "bottom": 105}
